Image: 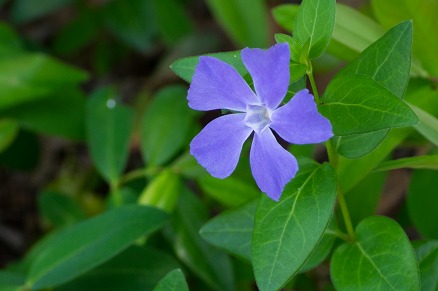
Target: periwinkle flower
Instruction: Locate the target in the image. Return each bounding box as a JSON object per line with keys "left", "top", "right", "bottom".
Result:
{"left": 188, "top": 43, "right": 333, "bottom": 201}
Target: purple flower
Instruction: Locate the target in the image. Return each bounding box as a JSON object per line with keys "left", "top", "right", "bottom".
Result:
{"left": 188, "top": 43, "right": 333, "bottom": 201}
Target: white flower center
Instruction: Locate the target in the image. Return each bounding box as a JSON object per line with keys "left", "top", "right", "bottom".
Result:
{"left": 244, "top": 104, "right": 272, "bottom": 133}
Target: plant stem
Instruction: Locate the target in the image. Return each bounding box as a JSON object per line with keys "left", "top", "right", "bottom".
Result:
{"left": 308, "top": 70, "right": 356, "bottom": 241}
{"left": 110, "top": 181, "right": 121, "bottom": 207}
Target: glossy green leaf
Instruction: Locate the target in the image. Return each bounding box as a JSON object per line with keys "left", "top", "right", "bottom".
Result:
{"left": 167, "top": 189, "right": 234, "bottom": 291}
{"left": 252, "top": 162, "right": 337, "bottom": 291}
{"left": 170, "top": 50, "right": 246, "bottom": 83}
{"left": 205, "top": 0, "right": 268, "bottom": 47}
{"left": 294, "top": 0, "right": 335, "bottom": 59}
{"left": 0, "top": 271, "right": 24, "bottom": 291}
{"left": 141, "top": 86, "right": 195, "bottom": 166}
{"left": 0, "top": 120, "right": 18, "bottom": 153}
{"left": 138, "top": 169, "right": 181, "bottom": 213}
{"left": 0, "top": 54, "right": 88, "bottom": 111}
{"left": 410, "top": 103, "right": 438, "bottom": 146}
{"left": 0, "top": 89, "right": 86, "bottom": 140}
{"left": 200, "top": 199, "right": 258, "bottom": 262}
{"left": 38, "top": 191, "right": 85, "bottom": 228}
{"left": 57, "top": 246, "right": 179, "bottom": 291}
{"left": 320, "top": 74, "right": 418, "bottom": 136}
{"left": 198, "top": 175, "right": 259, "bottom": 207}
{"left": 103, "top": 0, "right": 157, "bottom": 52}
{"left": 331, "top": 216, "right": 420, "bottom": 291}
{"left": 371, "top": 0, "right": 438, "bottom": 77}
{"left": 152, "top": 0, "right": 193, "bottom": 45}
{"left": 274, "top": 33, "right": 303, "bottom": 63}
{"left": 338, "top": 83, "right": 438, "bottom": 193}
{"left": 375, "top": 155, "right": 438, "bottom": 172}
{"left": 408, "top": 170, "right": 438, "bottom": 239}
{"left": 10, "top": 0, "right": 73, "bottom": 23}
{"left": 413, "top": 240, "right": 438, "bottom": 291}
{"left": 27, "top": 205, "right": 168, "bottom": 289}
{"left": 332, "top": 21, "right": 412, "bottom": 157}
{"left": 86, "top": 88, "right": 134, "bottom": 184}
{"left": 289, "top": 63, "right": 307, "bottom": 84}
{"left": 272, "top": 4, "right": 299, "bottom": 33}
{"left": 153, "top": 269, "right": 189, "bottom": 291}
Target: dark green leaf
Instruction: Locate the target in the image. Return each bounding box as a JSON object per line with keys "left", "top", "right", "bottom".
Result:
{"left": 58, "top": 246, "right": 180, "bottom": 291}
{"left": 294, "top": 0, "right": 335, "bottom": 59}
{"left": 153, "top": 269, "right": 189, "bottom": 291}
{"left": 171, "top": 152, "right": 207, "bottom": 179}
{"left": 205, "top": 0, "right": 268, "bottom": 47}
{"left": 0, "top": 23, "right": 23, "bottom": 56}
{"left": 27, "top": 206, "right": 168, "bottom": 289}
{"left": 375, "top": 155, "right": 438, "bottom": 172}
{"left": 38, "top": 191, "right": 86, "bottom": 228}
{"left": 320, "top": 74, "right": 418, "bottom": 136}
{"left": 198, "top": 175, "right": 259, "bottom": 207}
{"left": 200, "top": 199, "right": 258, "bottom": 262}
{"left": 11, "top": 0, "right": 73, "bottom": 23}
{"left": 0, "top": 271, "right": 24, "bottom": 291}
{"left": 413, "top": 240, "right": 438, "bottom": 291}
{"left": 141, "top": 86, "right": 196, "bottom": 166}
{"left": 0, "top": 130, "right": 39, "bottom": 171}
{"left": 86, "top": 88, "right": 134, "bottom": 184}
{"left": 252, "top": 162, "right": 337, "bottom": 290}
{"left": 333, "top": 21, "right": 412, "bottom": 157}
{"left": 167, "top": 189, "right": 234, "bottom": 291}
{"left": 0, "top": 120, "right": 18, "bottom": 153}
{"left": 170, "top": 50, "right": 246, "bottom": 83}
{"left": 331, "top": 216, "right": 420, "bottom": 291}
{"left": 408, "top": 170, "right": 438, "bottom": 239}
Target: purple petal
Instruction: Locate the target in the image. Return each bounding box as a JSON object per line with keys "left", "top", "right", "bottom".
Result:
{"left": 187, "top": 56, "right": 258, "bottom": 111}
{"left": 270, "top": 89, "right": 333, "bottom": 144}
{"left": 250, "top": 128, "right": 298, "bottom": 201}
{"left": 190, "top": 113, "right": 252, "bottom": 178}
{"left": 241, "top": 43, "right": 290, "bottom": 110}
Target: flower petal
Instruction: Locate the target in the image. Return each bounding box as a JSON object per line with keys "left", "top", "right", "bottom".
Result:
{"left": 190, "top": 113, "right": 252, "bottom": 178}
{"left": 270, "top": 89, "right": 333, "bottom": 144}
{"left": 187, "top": 56, "right": 258, "bottom": 111}
{"left": 241, "top": 43, "right": 290, "bottom": 110}
{"left": 250, "top": 128, "right": 298, "bottom": 201}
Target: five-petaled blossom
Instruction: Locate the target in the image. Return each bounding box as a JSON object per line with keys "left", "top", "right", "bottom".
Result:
{"left": 187, "top": 43, "right": 333, "bottom": 201}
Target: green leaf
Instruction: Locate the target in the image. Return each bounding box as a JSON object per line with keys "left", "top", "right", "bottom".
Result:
{"left": 86, "top": 88, "right": 134, "bottom": 184}
{"left": 198, "top": 175, "right": 259, "bottom": 207}
{"left": 320, "top": 74, "right": 418, "bottom": 136}
{"left": 331, "top": 216, "right": 420, "bottom": 291}
{"left": 0, "top": 130, "right": 39, "bottom": 171}
{"left": 138, "top": 169, "right": 181, "bottom": 213}
{"left": 294, "top": 0, "right": 335, "bottom": 59}
{"left": 252, "top": 162, "right": 337, "bottom": 290}
{"left": 272, "top": 4, "right": 299, "bottom": 33}
{"left": 205, "top": 0, "right": 268, "bottom": 47}
{"left": 374, "top": 155, "right": 438, "bottom": 172}
{"left": 413, "top": 240, "right": 438, "bottom": 291}
{"left": 0, "top": 120, "right": 18, "bottom": 153}
{"left": 371, "top": 0, "right": 438, "bottom": 77}
{"left": 0, "top": 23, "right": 23, "bottom": 56}
{"left": 408, "top": 170, "right": 438, "bottom": 239}
{"left": 332, "top": 21, "right": 413, "bottom": 157}
{"left": 153, "top": 269, "right": 189, "bottom": 291}
{"left": 170, "top": 50, "right": 246, "bottom": 83}
{"left": 0, "top": 271, "right": 25, "bottom": 291}
{"left": 409, "top": 103, "right": 438, "bottom": 146}
{"left": 10, "top": 0, "right": 73, "bottom": 23}
{"left": 27, "top": 205, "right": 168, "bottom": 289}
{"left": 274, "top": 33, "right": 303, "bottom": 63}
{"left": 141, "top": 86, "right": 196, "bottom": 166}
{"left": 200, "top": 199, "right": 258, "bottom": 262}
{"left": 38, "top": 191, "right": 86, "bottom": 228}
{"left": 171, "top": 151, "right": 207, "bottom": 179}
{"left": 57, "top": 246, "right": 180, "bottom": 291}
{"left": 0, "top": 89, "right": 86, "bottom": 140}
{"left": 0, "top": 54, "right": 88, "bottom": 111}
{"left": 103, "top": 0, "right": 157, "bottom": 52}
{"left": 151, "top": 0, "right": 193, "bottom": 45}
{"left": 167, "top": 189, "right": 234, "bottom": 291}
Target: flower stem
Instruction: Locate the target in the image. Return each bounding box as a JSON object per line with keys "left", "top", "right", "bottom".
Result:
{"left": 308, "top": 69, "right": 356, "bottom": 241}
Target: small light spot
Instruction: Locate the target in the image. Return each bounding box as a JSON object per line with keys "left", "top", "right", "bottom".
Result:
{"left": 106, "top": 99, "right": 116, "bottom": 109}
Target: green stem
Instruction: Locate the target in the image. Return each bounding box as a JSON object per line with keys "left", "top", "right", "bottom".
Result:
{"left": 308, "top": 69, "right": 356, "bottom": 241}
{"left": 110, "top": 180, "right": 121, "bottom": 207}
